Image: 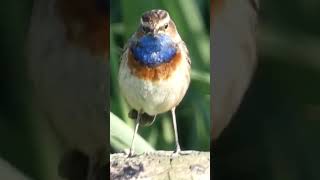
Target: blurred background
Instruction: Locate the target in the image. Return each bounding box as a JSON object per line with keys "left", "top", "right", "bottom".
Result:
{"left": 214, "top": 0, "right": 320, "bottom": 180}
{"left": 2, "top": 0, "right": 320, "bottom": 179}
{"left": 110, "top": 0, "right": 210, "bottom": 153}
{"left": 0, "top": 1, "right": 38, "bottom": 179}
{"left": 0, "top": 0, "right": 108, "bottom": 180}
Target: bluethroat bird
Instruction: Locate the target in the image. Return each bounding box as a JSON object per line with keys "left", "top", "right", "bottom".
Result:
{"left": 118, "top": 9, "right": 191, "bottom": 156}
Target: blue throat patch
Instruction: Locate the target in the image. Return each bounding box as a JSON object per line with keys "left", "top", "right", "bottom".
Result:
{"left": 131, "top": 34, "right": 177, "bottom": 67}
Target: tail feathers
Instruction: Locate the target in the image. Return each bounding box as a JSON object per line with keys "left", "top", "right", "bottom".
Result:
{"left": 128, "top": 109, "right": 157, "bottom": 126}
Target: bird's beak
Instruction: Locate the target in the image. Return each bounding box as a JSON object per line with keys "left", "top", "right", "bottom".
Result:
{"left": 152, "top": 28, "right": 158, "bottom": 34}
{"left": 147, "top": 28, "right": 158, "bottom": 35}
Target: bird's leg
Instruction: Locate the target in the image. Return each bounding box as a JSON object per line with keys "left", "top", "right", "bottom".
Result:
{"left": 128, "top": 111, "right": 141, "bottom": 157}
{"left": 171, "top": 107, "right": 181, "bottom": 153}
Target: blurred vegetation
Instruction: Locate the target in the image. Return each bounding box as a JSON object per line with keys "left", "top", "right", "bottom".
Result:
{"left": 2, "top": 0, "right": 320, "bottom": 179}
{"left": 0, "top": 0, "right": 40, "bottom": 179}
{"left": 110, "top": 0, "right": 210, "bottom": 153}
{"left": 214, "top": 0, "right": 320, "bottom": 180}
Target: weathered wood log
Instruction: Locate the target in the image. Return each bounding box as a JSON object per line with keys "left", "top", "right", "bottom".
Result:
{"left": 110, "top": 151, "right": 210, "bottom": 180}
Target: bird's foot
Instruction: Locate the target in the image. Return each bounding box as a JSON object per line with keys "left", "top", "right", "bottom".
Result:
{"left": 122, "top": 148, "right": 136, "bottom": 157}
{"left": 171, "top": 146, "right": 181, "bottom": 158}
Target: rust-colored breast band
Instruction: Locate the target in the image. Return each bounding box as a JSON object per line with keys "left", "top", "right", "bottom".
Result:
{"left": 127, "top": 50, "right": 182, "bottom": 81}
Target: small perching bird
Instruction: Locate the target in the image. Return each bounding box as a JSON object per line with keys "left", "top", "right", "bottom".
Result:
{"left": 118, "top": 9, "right": 191, "bottom": 156}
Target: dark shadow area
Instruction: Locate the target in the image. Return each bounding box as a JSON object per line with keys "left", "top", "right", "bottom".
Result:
{"left": 213, "top": 0, "right": 320, "bottom": 179}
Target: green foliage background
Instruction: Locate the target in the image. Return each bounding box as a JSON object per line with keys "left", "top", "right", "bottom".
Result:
{"left": 110, "top": 0, "right": 210, "bottom": 153}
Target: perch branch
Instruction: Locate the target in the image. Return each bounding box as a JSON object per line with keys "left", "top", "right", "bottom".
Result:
{"left": 110, "top": 150, "right": 210, "bottom": 180}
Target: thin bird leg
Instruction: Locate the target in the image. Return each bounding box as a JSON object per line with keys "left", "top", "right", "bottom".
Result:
{"left": 171, "top": 107, "right": 181, "bottom": 153}
{"left": 129, "top": 111, "right": 141, "bottom": 157}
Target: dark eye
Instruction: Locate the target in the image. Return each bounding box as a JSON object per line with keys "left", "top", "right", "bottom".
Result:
{"left": 164, "top": 23, "right": 168, "bottom": 29}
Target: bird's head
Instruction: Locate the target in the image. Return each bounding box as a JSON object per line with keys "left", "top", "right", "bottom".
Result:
{"left": 138, "top": 10, "right": 179, "bottom": 40}
{"left": 131, "top": 9, "right": 181, "bottom": 67}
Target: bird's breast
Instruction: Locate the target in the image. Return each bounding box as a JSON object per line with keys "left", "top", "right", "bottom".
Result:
{"left": 119, "top": 47, "right": 190, "bottom": 115}
{"left": 127, "top": 34, "right": 183, "bottom": 81}
{"left": 127, "top": 49, "right": 183, "bottom": 81}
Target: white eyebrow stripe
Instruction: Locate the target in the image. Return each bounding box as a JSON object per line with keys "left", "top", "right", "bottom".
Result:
{"left": 156, "top": 15, "right": 170, "bottom": 29}
{"left": 140, "top": 19, "right": 153, "bottom": 27}
{"left": 139, "top": 14, "right": 171, "bottom": 29}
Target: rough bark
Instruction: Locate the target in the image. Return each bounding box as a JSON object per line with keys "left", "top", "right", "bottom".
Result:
{"left": 110, "top": 151, "right": 210, "bottom": 180}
